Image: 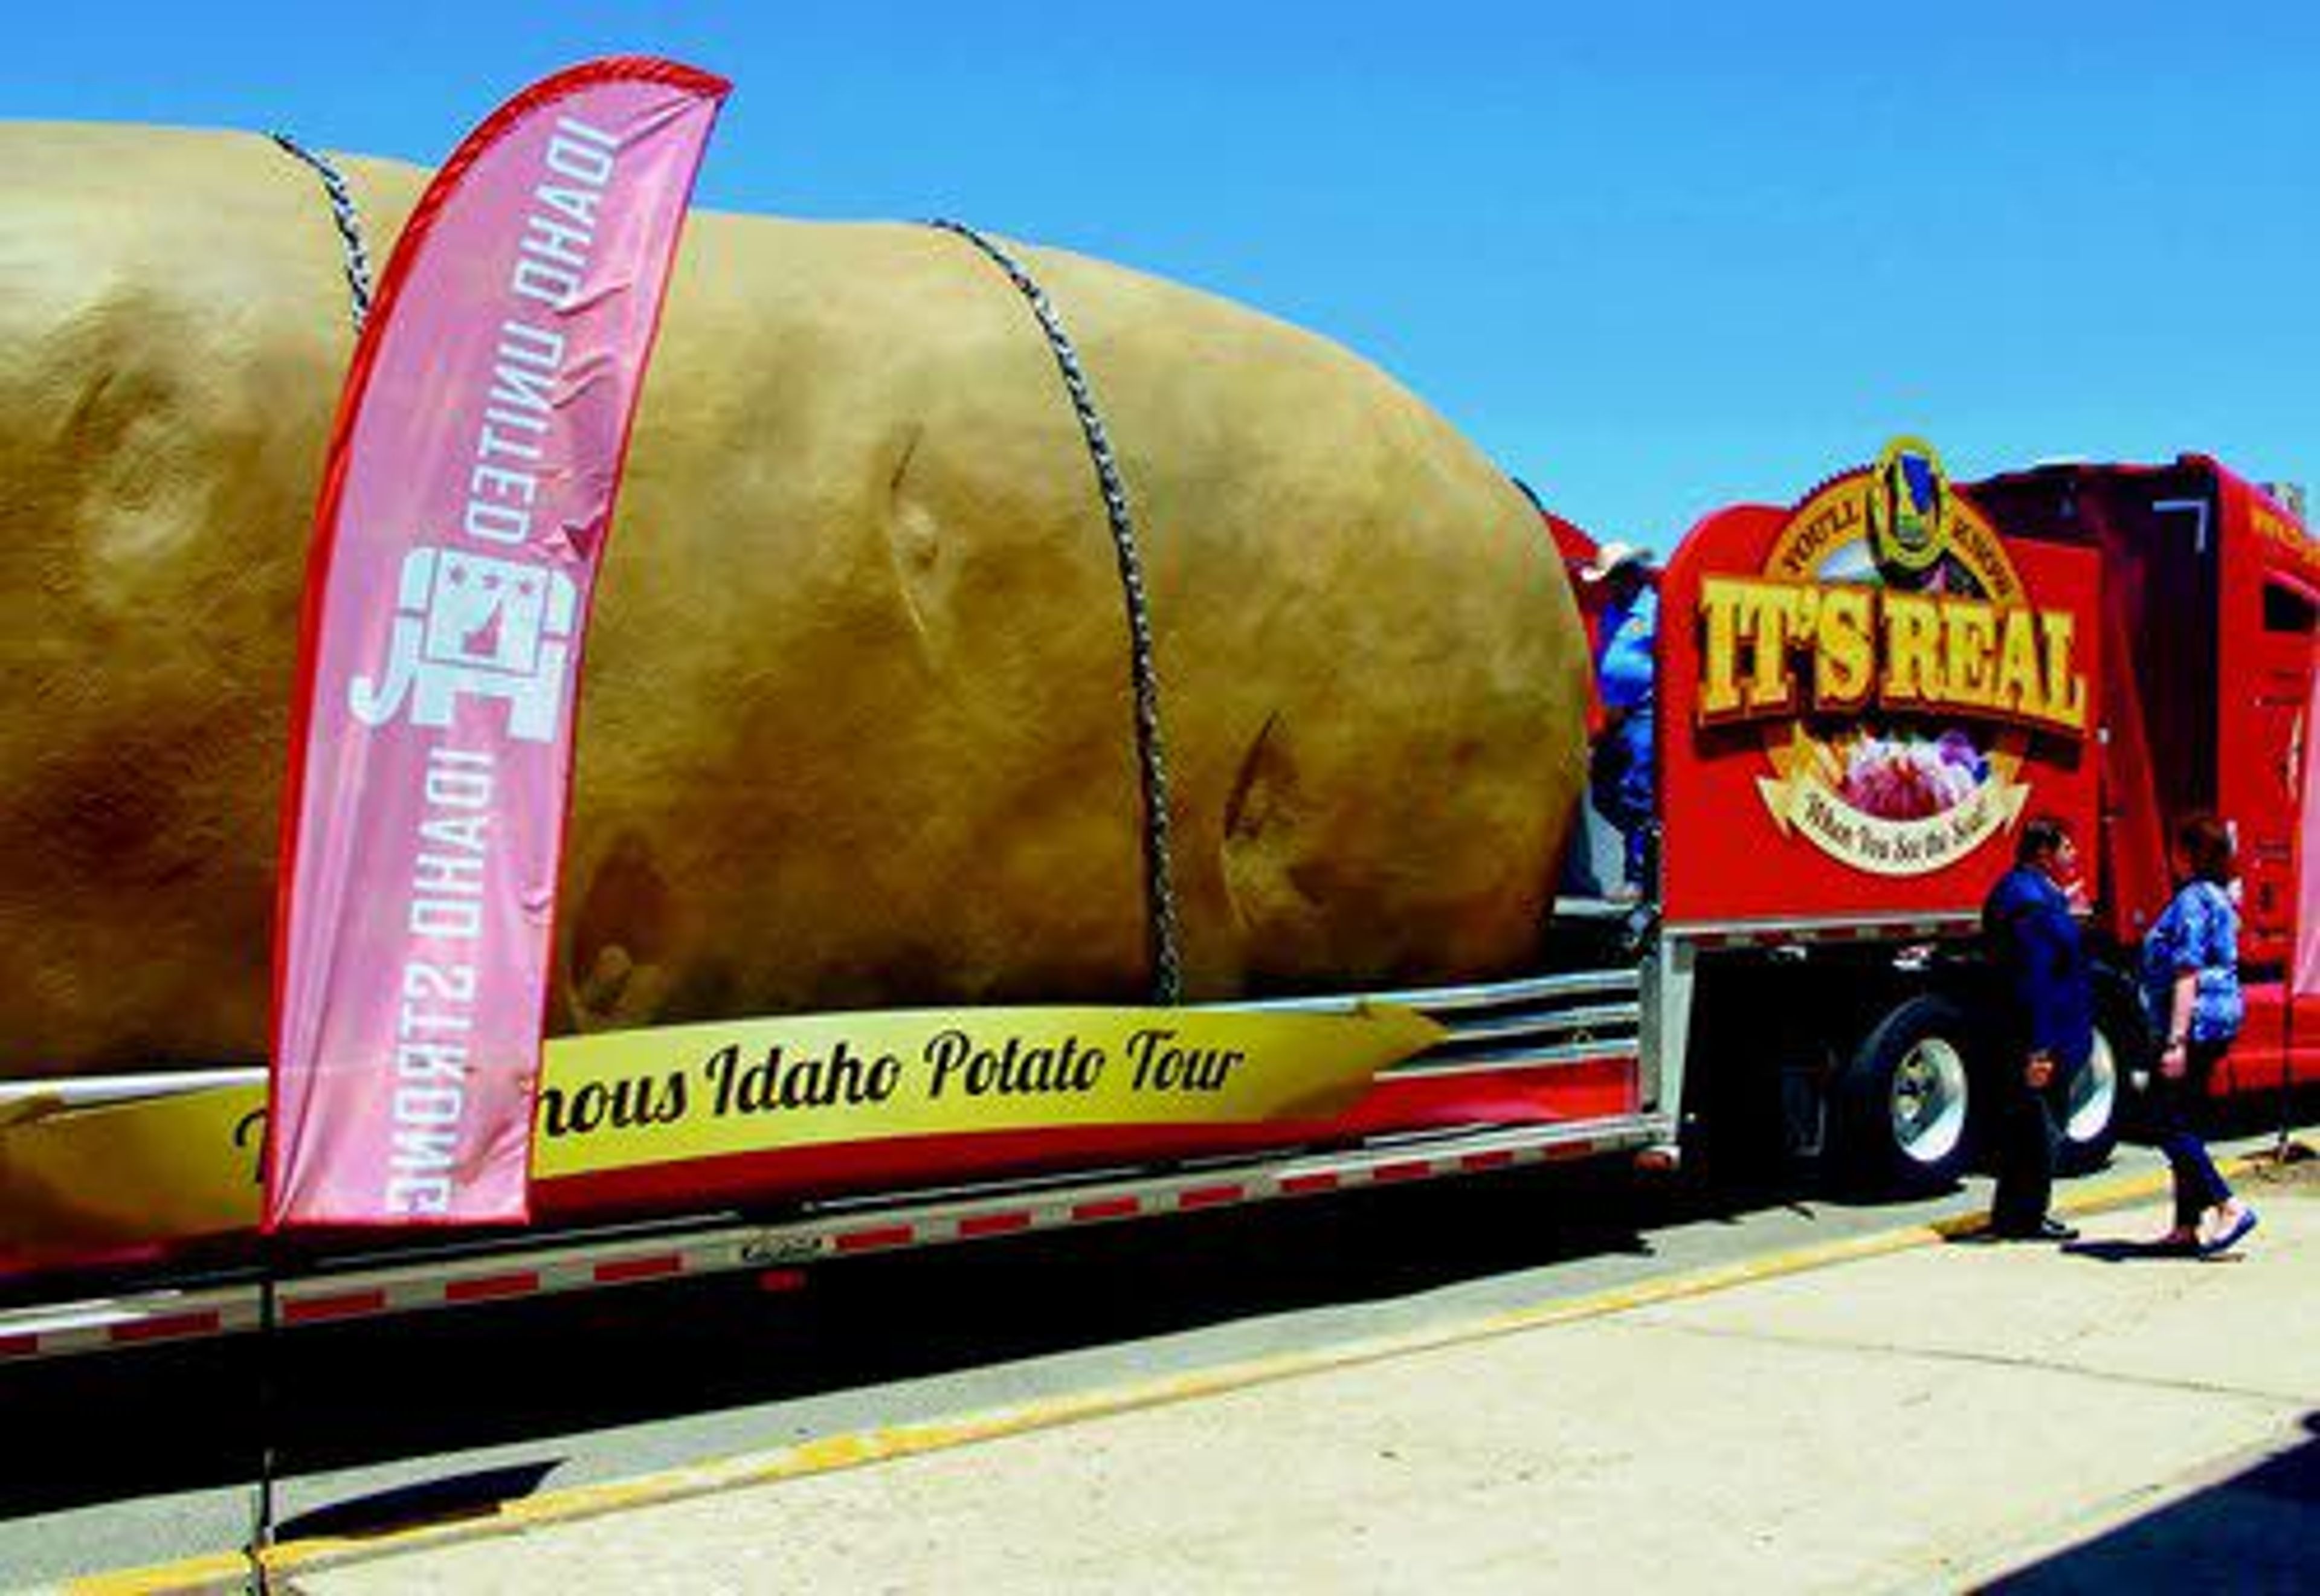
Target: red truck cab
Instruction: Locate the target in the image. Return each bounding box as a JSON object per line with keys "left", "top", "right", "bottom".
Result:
{"left": 1965, "top": 457, "right": 2319, "bottom": 1096}
{"left": 1556, "top": 442, "right": 2312, "bottom": 1192}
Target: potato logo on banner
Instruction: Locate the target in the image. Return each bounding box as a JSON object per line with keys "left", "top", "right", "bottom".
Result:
{"left": 1693, "top": 438, "right": 2091, "bottom": 877}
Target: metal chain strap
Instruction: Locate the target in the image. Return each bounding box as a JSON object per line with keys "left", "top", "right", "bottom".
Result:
{"left": 924, "top": 219, "right": 1184, "bottom": 1005}
{"left": 269, "top": 132, "right": 374, "bottom": 334}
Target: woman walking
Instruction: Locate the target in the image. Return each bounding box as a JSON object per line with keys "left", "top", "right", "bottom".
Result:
{"left": 2141, "top": 814, "right": 2258, "bottom": 1255}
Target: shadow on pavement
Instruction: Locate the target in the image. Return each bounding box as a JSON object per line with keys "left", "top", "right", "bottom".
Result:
{"left": 272, "top": 1459, "right": 560, "bottom": 1542}
{"left": 1982, "top": 1412, "right": 2320, "bottom": 1593}
{"left": 2060, "top": 1237, "right": 2202, "bottom": 1264}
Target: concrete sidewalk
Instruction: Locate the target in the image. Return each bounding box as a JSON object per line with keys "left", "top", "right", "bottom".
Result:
{"left": 94, "top": 1154, "right": 2320, "bottom": 1595}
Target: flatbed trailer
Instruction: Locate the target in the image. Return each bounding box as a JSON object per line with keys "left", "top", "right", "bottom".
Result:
{"left": 5, "top": 442, "right": 2312, "bottom": 1363}
{"left": 3, "top": 953, "right": 1661, "bottom": 1358}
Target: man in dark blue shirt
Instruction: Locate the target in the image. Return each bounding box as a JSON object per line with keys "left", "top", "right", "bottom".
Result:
{"left": 1980, "top": 814, "right": 2094, "bottom": 1241}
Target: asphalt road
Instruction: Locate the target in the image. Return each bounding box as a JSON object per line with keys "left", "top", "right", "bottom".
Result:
{"left": 0, "top": 1126, "right": 2299, "bottom": 1591}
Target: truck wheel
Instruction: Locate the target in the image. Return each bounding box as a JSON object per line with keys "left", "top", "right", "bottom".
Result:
{"left": 1835, "top": 995, "right": 1975, "bottom": 1192}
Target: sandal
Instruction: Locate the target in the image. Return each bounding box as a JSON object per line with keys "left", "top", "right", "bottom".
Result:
{"left": 2198, "top": 1205, "right": 2259, "bottom": 1257}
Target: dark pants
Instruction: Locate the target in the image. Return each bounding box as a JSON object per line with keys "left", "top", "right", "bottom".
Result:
{"left": 2145, "top": 1039, "right": 2234, "bottom": 1228}
{"left": 1591, "top": 717, "right": 1654, "bottom": 889}
{"left": 1990, "top": 1060, "right": 2063, "bottom": 1234}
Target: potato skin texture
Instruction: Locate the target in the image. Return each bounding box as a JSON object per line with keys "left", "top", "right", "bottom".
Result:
{"left": 0, "top": 123, "right": 1588, "bottom": 1076}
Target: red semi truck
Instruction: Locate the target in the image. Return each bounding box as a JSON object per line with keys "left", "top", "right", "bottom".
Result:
{"left": 1622, "top": 444, "right": 2316, "bottom": 1189}
{"left": 4, "top": 441, "right": 2312, "bottom": 1358}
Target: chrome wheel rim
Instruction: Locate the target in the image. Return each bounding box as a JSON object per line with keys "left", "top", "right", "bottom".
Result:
{"left": 1892, "top": 1037, "right": 1969, "bottom": 1166}
{"left": 2067, "top": 1031, "right": 2119, "bottom": 1144}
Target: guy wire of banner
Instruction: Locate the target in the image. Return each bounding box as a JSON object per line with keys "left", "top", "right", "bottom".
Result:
{"left": 924, "top": 219, "right": 1184, "bottom": 1005}
{"left": 271, "top": 132, "right": 375, "bottom": 334}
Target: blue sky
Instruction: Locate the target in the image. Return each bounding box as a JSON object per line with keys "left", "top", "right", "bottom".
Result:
{"left": 7, "top": 2, "right": 2313, "bottom": 548}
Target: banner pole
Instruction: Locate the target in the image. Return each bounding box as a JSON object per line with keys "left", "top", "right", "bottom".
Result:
{"left": 245, "top": 1262, "right": 280, "bottom": 1595}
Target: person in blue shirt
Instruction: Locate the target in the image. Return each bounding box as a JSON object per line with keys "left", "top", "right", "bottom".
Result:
{"left": 1980, "top": 814, "right": 2093, "bottom": 1241}
{"left": 2139, "top": 813, "right": 2257, "bottom": 1255}
{"left": 1582, "top": 542, "right": 1657, "bottom": 899}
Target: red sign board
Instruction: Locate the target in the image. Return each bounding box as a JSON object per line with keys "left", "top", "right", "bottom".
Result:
{"left": 1660, "top": 442, "right": 2103, "bottom": 931}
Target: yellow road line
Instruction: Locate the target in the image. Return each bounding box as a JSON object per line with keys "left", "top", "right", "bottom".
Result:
{"left": 66, "top": 1150, "right": 2281, "bottom": 1595}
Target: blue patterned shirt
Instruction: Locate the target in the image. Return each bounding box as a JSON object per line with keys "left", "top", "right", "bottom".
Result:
{"left": 1596, "top": 587, "right": 1657, "bottom": 714}
{"left": 2140, "top": 879, "right": 2243, "bottom": 1045}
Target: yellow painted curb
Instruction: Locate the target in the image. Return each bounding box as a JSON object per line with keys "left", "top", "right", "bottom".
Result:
{"left": 66, "top": 1144, "right": 2293, "bottom": 1595}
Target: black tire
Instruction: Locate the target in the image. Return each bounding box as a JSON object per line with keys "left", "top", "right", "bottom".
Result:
{"left": 2060, "top": 974, "right": 2147, "bottom": 1175}
{"left": 1834, "top": 994, "right": 1977, "bottom": 1192}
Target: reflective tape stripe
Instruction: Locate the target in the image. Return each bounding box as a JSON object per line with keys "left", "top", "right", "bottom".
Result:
{"left": 109, "top": 1310, "right": 225, "bottom": 1344}
{"left": 958, "top": 1211, "right": 1034, "bottom": 1239}
{"left": 445, "top": 1271, "right": 541, "bottom": 1303}
{"left": 285, "top": 1289, "right": 388, "bottom": 1325}
{"left": 1072, "top": 1195, "right": 1142, "bottom": 1221}
{"left": 836, "top": 1225, "right": 916, "bottom": 1254}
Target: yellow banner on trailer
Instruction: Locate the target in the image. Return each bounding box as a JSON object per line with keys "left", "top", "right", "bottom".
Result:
{"left": 529, "top": 1003, "right": 1443, "bottom": 1177}
{"left": 1, "top": 1003, "right": 1443, "bottom": 1267}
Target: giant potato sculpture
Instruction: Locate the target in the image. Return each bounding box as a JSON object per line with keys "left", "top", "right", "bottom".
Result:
{"left": 0, "top": 122, "right": 1589, "bottom": 1080}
